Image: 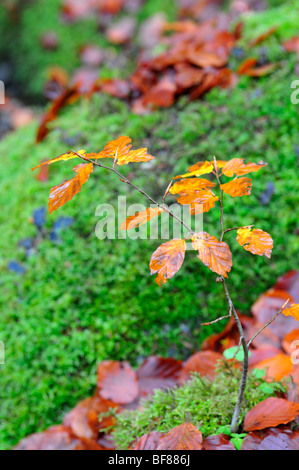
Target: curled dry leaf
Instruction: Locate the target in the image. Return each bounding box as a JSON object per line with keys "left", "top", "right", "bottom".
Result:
{"left": 249, "top": 26, "right": 277, "bottom": 47}
{"left": 97, "top": 360, "right": 140, "bottom": 405}
{"left": 179, "top": 350, "right": 223, "bottom": 384}
{"left": 220, "top": 177, "right": 252, "bottom": 197}
{"left": 48, "top": 163, "right": 93, "bottom": 214}
{"left": 63, "top": 396, "right": 118, "bottom": 440}
{"left": 192, "top": 232, "right": 232, "bottom": 278}
{"left": 282, "top": 304, "right": 299, "bottom": 322}
{"left": 156, "top": 422, "right": 203, "bottom": 450}
{"left": 244, "top": 397, "right": 299, "bottom": 432}
{"left": 120, "top": 207, "right": 163, "bottom": 230}
{"left": 169, "top": 178, "right": 215, "bottom": 194}
{"left": 236, "top": 227, "right": 273, "bottom": 258}
{"left": 150, "top": 239, "right": 186, "bottom": 287}
{"left": 221, "top": 158, "right": 267, "bottom": 177}
{"left": 177, "top": 190, "right": 219, "bottom": 214}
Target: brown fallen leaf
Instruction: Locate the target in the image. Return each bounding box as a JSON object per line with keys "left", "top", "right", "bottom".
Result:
{"left": 156, "top": 422, "right": 203, "bottom": 450}
{"left": 97, "top": 360, "right": 140, "bottom": 405}
{"left": 179, "top": 350, "right": 223, "bottom": 383}
{"left": 244, "top": 397, "right": 299, "bottom": 432}
{"left": 137, "top": 356, "right": 182, "bottom": 397}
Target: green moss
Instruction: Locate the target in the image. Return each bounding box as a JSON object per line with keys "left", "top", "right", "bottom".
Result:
{"left": 0, "top": 2, "right": 298, "bottom": 450}
{"left": 110, "top": 362, "right": 287, "bottom": 449}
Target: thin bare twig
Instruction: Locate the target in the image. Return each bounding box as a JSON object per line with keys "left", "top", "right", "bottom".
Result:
{"left": 247, "top": 298, "right": 290, "bottom": 348}
{"left": 201, "top": 314, "right": 231, "bottom": 326}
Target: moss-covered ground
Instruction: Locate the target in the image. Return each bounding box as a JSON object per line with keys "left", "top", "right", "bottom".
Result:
{"left": 0, "top": 0, "right": 298, "bottom": 449}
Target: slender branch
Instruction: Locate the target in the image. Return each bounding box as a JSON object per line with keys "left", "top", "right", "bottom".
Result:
{"left": 247, "top": 298, "right": 290, "bottom": 348}
{"left": 72, "top": 150, "right": 194, "bottom": 234}
{"left": 201, "top": 314, "right": 231, "bottom": 326}
{"left": 213, "top": 158, "right": 249, "bottom": 433}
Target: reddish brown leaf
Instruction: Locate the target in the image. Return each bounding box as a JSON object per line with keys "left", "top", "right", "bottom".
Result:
{"left": 236, "top": 227, "right": 273, "bottom": 258}
{"left": 120, "top": 207, "right": 163, "bottom": 230}
{"left": 156, "top": 422, "right": 203, "bottom": 450}
{"left": 97, "top": 360, "right": 140, "bottom": 405}
{"left": 283, "top": 36, "right": 299, "bottom": 55}
{"left": 244, "top": 397, "right": 299, "bottom": 432}
{"left": 131, "top": 431, "right": 163, "bottom": 450}
{"left": 174, "top": 63, "right": 204, "bottom": 89}
{"left": 106, "top": 17, "right": 136, "bottom": 45}
{"left": 220, "top": 177, "right": 252, "bottom": 197}
{"left": 63, "top": 396, "right": 118, "bottom": 440}
{"left": 137, "top": 356, "right": 182, "bottom": 397}
{"left": 192, "top": 232, "right": 232, "bottom": 278}
{"left": 48, "top": 163, "right": 93, "bottom": 214}
{"left": 242, "top": 426, "right": 299, "bottom": 450}
{"left": 14, "top": 426, "right": 83, "bottom": 451}
{"left": 179, "top": 351, "right": 223, "bottom": 383}
{"left": 150, "top": 239, "right": 186, "bottom": 287}
{"left": 203, "top": 434, "right": 235, "bottom": 450}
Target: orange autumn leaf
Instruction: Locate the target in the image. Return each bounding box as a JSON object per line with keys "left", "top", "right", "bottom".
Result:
{"left": 48, "top": 163, "right": 93, "bottom": 214}
{"left": 244, "top": 397, "right": 299, "bottom": 432}
{"left": 192, "top": 232, "right": 232, "bottom": 278}
{"left": 213, "top": 160, "right": 227, "bottom": 170}
{"left": 220, "top": 177, "right": 252, "bottom": 197}
{"left": 177, "top": 190, "right": 219, "bottom": 214}
{"left": 282, "top": 304, "right": 299, "bottom": 322}
{"left": 156, "top": 422, "right": 203, "bottom": 450}
{"left": 120, "top": 207, "right": 163, "bottom": 230}
{"left": 254, "top": 353, "right": 293, "bottom": 381}
{"left": 150, "top": 239, "right": 186, "bottom": 286}
{"left": 97, "top": 136, "right": 155, "bottom": 166}
{"left": 282, "top": 329, "right": 299, "bottom": 355}
{"left": 118, "top": 147, "right": 155, "bottom": 166}
{"left": 221, "top": 158, "right": 267, "bottom": 177}
{"left": 32, "top": 149, "right": 87, "bottom": 171}
{"left": 174, "top": 161, "right": 213, "bottom": 179}
{"left": 169, "top": 178, "right": 216, "bottom": 195}
{"left": 236, "top": 227, "right": 273, "bottom": 258}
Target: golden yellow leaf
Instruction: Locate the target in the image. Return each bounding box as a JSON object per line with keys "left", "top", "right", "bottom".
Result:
{"left": 236, "top": 227, "right": 273, "bottom": 258}
{"left": 32, "top": 150, "right": 87, "bottom": 171}
{"left": 169, "top": 178, "right": 215, "bottom": 195}
{"left": 117, "top": 148, "right": 155, "bottom": 166}
{"left": 282, "top": 304, "right": 299, "bottom": 321}
{"left": 150, "top": 239, "right": 186, "bottom": 286}
{"left": 48, "top": 163, "right": 93, "bottom": 214}
{"left": 192, "top": 232, "right": 232, "bottom": 277}
{"left": 174, "top": 161, "right": 213, "bottom": 179}
{"left": 120, "top": 207, "right": 163, "bottom": 230}
{"left": 220, "top": 177, "right": 252, "bottom": 197}
{"left": 221, "top": 158, "right": 267, "bottom": 177}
